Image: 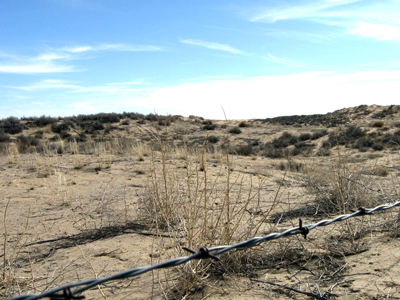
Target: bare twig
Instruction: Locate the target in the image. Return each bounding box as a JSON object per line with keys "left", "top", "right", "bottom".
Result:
{"left": 250, "top": 278, "right": 330, "bottom": 300}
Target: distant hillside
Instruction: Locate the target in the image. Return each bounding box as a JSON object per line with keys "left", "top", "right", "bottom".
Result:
{"left": 261, "top": 105, "right": 400, "bottom": 127}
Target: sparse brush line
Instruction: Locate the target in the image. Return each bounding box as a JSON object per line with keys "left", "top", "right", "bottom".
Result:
{"left": 8, "top": 200, "right": 400, "bottom": 300}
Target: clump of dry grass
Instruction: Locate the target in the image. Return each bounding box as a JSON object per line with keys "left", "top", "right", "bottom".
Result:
{"left": 307, "top": 146, "right": 379, "bottom": 215}
{"left": 371, "top": 165, "right": 389, "bottom": 177}
{"left": 1, "top": 199, "right": 31, "bottom": 299}
{"left": 139, "top": 126, "right": 281, "bottom": 298}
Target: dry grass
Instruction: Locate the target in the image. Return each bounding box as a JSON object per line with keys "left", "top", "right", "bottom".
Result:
{"left": 1, "top": 107, "right": 400, "bottom": 299}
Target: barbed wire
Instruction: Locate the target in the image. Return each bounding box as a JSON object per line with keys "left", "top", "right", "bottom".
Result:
{"left": 8, "top": 200, "right": 400, "bottom": 300}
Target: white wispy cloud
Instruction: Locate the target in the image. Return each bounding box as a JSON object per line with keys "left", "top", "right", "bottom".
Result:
{"left": 263, "top": 53, "right": 303, "bottom": 67}
{"left": 349, "top": 22, "right": 400, "bottom": 41}
{"left": 180, "top": 39, "right": 245, "bottom": 54}
{"left": 248, "top": 0, "right": 358, "bottom": 23}
{"left": 107, "top": 79, "right": 151, "bottom": 86}
{"left": 62, "top": 44, "right": 164, "bottom": 53}
{"left": 0, "top": 64, "right": 75, "bottom": 74}
{"left": 6, "top": 79, "right": 151, "bottom": 94}
{"left": 244, "top": 1, "right": 400, "bottom": 42}
{"left": 0, "top": 43, "right": 164, "bottom": 74}
{"left": 6, "top": 79, "right": 79, "bottom": 91}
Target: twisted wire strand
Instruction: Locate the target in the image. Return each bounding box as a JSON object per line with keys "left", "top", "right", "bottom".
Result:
{"left": 8, "top": 200, "right": 400, "bottom": 300}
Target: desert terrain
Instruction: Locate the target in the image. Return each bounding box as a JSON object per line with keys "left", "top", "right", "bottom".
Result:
{"left": 1, "top": 104, "right": 400, "bottom": 299}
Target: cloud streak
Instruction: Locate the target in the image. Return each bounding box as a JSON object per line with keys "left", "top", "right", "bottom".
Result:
{"left": 0, "top": 43, "right": 164, "bottom": 74}
{"left": 180, "top": 39, "right": 245, "bottom": 54}
{"left": 248, "top": 0, "right": 358, "bottom": 23}
{"left": 61, "top": 44, "right": 164, "bottom": 53}
{"left": 245, "top": 1, "right": 400, "bottom": 42}
{"left": 6, "top": 79, "right": 151, "bottom": 94}
{"left": 0, "top": 63, "right": 75, "bottom": 74}
{"left": 6, "top": 79, "right": 79, "bottom": 91}
{"left": 349, "top": 22, "right": 400, "bottom": 41}
{"left": 263, "top": 53, "right": 303, "bottom": 67}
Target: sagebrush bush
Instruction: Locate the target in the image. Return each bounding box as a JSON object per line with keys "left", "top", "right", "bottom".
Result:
{"left": 1, "top": 117, "right": 24, "bottom": 134}
{"left": 311, "top": 129, "right": 328, "bottom": 140}
{"left": 203, "top": 124, "right": 216, "bottom": 130}
{"left": 327, "top": 125, "right": 366, "bottom": 147}
{"left": 51, "top": 122, "right": 70, "bottom": 133}
{"left": 229, "top": 127, "right": 242, "bottom": 134}
{"left": 207, "top": 135, "right": 219, "bottom": 143}
{"left": 298, "top": 133, "right": 312, "bottom": 141}
{"left": 34, "top": 115, "right": 57, "bottom": 127}
{"left": 16, "top": 135, "right": 39, "bottom": 153}
{"left": 263, "top": 145, "right": 286, "bottom": 158}
{"left": 372, "top": 121, "right": 385, "bottom": 128}
{"left": 234, "top": 144, "right": 253, "bottom": 156}
{"left": 273, "top": 132, "right": 298, "bottom": 148}
{"left": 0, "top": 130, "right": 10, "bottom": 142}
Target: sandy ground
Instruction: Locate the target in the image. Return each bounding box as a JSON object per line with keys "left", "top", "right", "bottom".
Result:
{"left": 1, "top": 106, "right": 400, "bottom": 299}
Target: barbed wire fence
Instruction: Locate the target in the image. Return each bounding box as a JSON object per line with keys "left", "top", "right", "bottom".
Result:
{"left": 7, "top": 200, "right": 400, "bottom": 300}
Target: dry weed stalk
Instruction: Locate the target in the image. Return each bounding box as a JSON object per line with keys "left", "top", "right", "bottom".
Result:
{"left": 140, "top": 123, "right": 282, "bottom": 298}
{"left": 1, "top": 199, "right": 31, "bottom": 298}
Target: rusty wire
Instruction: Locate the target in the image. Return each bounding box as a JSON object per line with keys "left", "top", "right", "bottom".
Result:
{"left": 8, "top": 200, "right": 400, "bottom": 300}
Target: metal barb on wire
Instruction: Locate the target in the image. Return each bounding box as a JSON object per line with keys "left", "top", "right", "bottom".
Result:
{"left": 49, "top": 288, "right": 84, "bottom": 300}
{"left": 298, "top": 218, "right": 309, "bottom": 239}
{"left": 7, "top": 200, "right": 400, "bottom": 300}
{"left": 182, "top": 247, "right": 221, "bottom": 261}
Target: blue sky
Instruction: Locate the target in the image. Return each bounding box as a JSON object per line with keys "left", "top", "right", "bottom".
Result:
{"left": 1, "top": 0, "right": 400, "bottom": 119}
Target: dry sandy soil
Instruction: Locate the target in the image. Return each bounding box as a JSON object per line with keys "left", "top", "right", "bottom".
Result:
{"left": 1, "top": 105, "right": 400, "bottom": 299}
